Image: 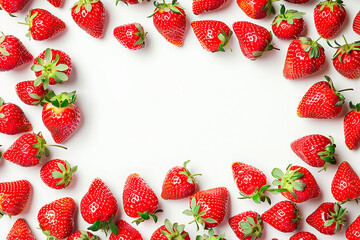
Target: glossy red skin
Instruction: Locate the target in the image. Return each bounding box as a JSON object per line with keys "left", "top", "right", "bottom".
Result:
{"left": 284, "top": 0, "right": 311, "bottom": 3}
{"left": 40, "top": 159, "right": 73, "bottom": 189}
{"left": 314, "top": 2, "right": 346, "bottom": 39}
{"left": 6, "top": 218, "right": 35, "bottom": 240}
{"left": 0, "top": 180, "right": 31, "bottom": 216}
{"left": 0, "top": 35, "right": 33, "bottom": 72}
{"left": 333, "top": 49, "right": 360, "bottom": 79}
{"left": 331, "top": 161, "right": 360, "bottom": 202}
{"left": 237, "top": 0, "right": 271, "bottom": 19}
{"left": 290, "top": 232, "right": 317, "bottom": 240}
{"left": 354, "top": 11, "right": 360, "bottom": 35}
{"left": 346, "top": 215, "right": 360, "bottom": 240}
{"left": 0, "top": 103, "right": 32, "bottom": 135}
{"left": 68, "top": 231, "right": 97, "bottom": 240}
{"left": 232, "top": 162, "right": 267, "bottom": 196}
{"left": 47, "top": 0, "right": 64, "bottom": 7}
{"left": 229, "top": 211, "right": 262, "bottom": 240}
{"left": 16, "top": 80, "right": 47, "bottom": 105}
{"left": 124, "top": 0, "right": 140, "bottom": 4}
{"left": 150, "top": 225, "right": 190, "bottom": 240}
{"left": 192, "top": 0, "right": 227, "bottom": 15}
{"left": 29, "top": 9, "right": 66, "bottom": 41}
{"left": 109, "top": 220, "right": 143, "bottom": 240}
{"left": 0, "top": 0, "right": 30, "bottom": 13}
{"left": 272, "top": 15, "right": 304, "bottom": 40}
{"left": 345, "top": 110, "right": 360, "bottom": 150}
{"left": 113, "top": 23, "right": 144, "bottom": 50}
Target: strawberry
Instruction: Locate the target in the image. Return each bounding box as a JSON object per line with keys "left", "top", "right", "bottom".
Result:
{"left": 150, "top": 219, "right": 190, "bottom": 240}
{"left": 150, "top": 0, "right": 186, "bottom": 46}
{"left": 261, "top": 200, "right": 301, "bottom": 233}
{"left": 0, "top": 34, "right": 32, "bottom": 72}
{"left": 123, "top": 173, "right": 162, "bottom": 224}
{"left": 291, "top": 134, "right": 337, "bottom": 170}
{"left": 15, "top": 81, "right": 48, "bottom": 106}
{"left": 38, "top": 197, "right": 76, "bottom": 239}
{"left": 306, "top": 202, "right": 347, "bottom": 235}
{"left": 0, "top": 0, "right": 30, "bottom": 14}
{"left": 314, "top": 0, "right": 346, "bottom": 39}
{"left": 20, "top": 8, "right": 66, "bottom": 41}
{"left": 232, "top": 162, "right": 271, "bottom": 204}
{"left": 283, "top": 37, "right": 325, "bottom": 79}
{"left": 161, "top": 160, "right": 201, "bottom": 200}
{"left": 272, "top": 5, "right": 305, "bottom": 40}
{"left": 233, "top": 21, "right": 276, "bottom": 60}
{"left": 71, "top": 0, "right": 106, "bottom": 38}
{"left": 228, "top": 211, "right": 263, "bottom": 240}
{"left": 31, "top": 48, "right": 72, "bottom": 89}
{"left": 192, "top": 0, "right": 228, "bottom": 15}
{"left": 42, "top": 91, "right": 81, "bottom": 144}
{"left": 197, "top": 229, "right": 226, "bottom": 240}
{"left": 284, "top": 0, "right": 310, "bottom": 3}
{"left": 236, "top": 0, "right": 277, "bottom": 19}
{"left": 0, "top": 98, "right": 32, "bottom": 135}
{"left": 47, "top": 0, "right": 65, "bottom": 7}
{"left": 4, "top": 132, "right": 66, "bottom": 167}
{"left": 183, "top": 187, "right": 229, "bottom": 230}
{"left": 113, "top": 23, "right": 146, "bottom": 50}
{"left": 290, "top": 232, "right": 317, "bottom": 240}
{"left": 40, "top": 159, "right": 78, "bottom": 189}
{"left": 0, "top": 180, "right": 31, "bottom": 217}
{"left": 116, "top": 0, "right": 144, "bottom": 5}
{"left": 191, "top": 20, "right": 232, "bottom": 52}
{"left": 81, "top": 178, "right": 119, "bottom": 235}
{"left": 109, "top": 220, "right": 143, "bottom": 240}
{"left": 346, "top": 215, "right": 360, "bottom": 240}
{"left": 68, "top": 230, "right": 100, "bottom": 240}
{"left": 354, "top": 11, "right": 360, "bottom": 35}
{"left": 6, "top": 218, "right": 35, "bottom": 240}
{"left": 344, "top": 102, "right": 360, "bottom": 150}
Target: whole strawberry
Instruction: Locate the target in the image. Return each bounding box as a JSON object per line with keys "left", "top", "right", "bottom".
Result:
{"left": 0, "top": 34, "right": 32, "bottom": 72}
{"left": 0, "top": 0, "right": 30, "bottom": 14}
{"left": 38, "top": 197, "right": 76, "bottom": 239}
{"left": 314, "top": 0, "right": 346, "bottom": 39}
{"left": 306, "top": 202, "right": 347, "bottom": 235}
{"left": 0, "top": 180, "right": 31, "bottom": 217}
{"left": 354, "top": 11, "right": 360, "bottom": 35}
{"left": 192, "top": 0, "right": 227, "bottom": 15}
{"left": 228, "top": 211, "right": 263, "bottom": 240}
{"left": 272, "top": 5, "right": 305, "bottom": 40}
{"left": 109, "top": 220, "right": 143, "bottom": 240}
{"left": 150, "top": 219, "right": 190, "bottom": 240}
{"left": 0, "top": 98, "right": 32, "bottom": 135}
{"left": 68, "top": 230, "right": 100, "bottom": 240}
{"left": 161, "top": 160, "right": 201, "bottom": 200}
{"left": 150, "top": 0, "right": 186, "bottom": 46}
{"left": 237, "top": 0, "right": 277, "bottom": 19}
{"left": 290, "top": 232, "right": 317, "bottom": 240}
{"left": 233, "top": 21, "right": 276, "bottom": 60}
{"left": 113, "top": 23, "right": 146, "bottom": 50}
{"left": 6, "top": 218, "right": 35, "bottom": 240}
{"left": 40, "top": 159, "right": 78, "bottom": 189}
{"left": 71, "top": 0, "right": 106, "bottom": 38}
{"left": 191, "top": 20, "right": 232, "bottom": 52}
{"left": 47, "top": 0, "right": 65, "bottom": 7}
{"left": 15, "top": 81, "right": 48, "bottom": 105}
{"left": 345, "top": 102, "right": 360, "bottom": 150}
{"left": 346, "top": 215, "right": 360, "bottom": 240}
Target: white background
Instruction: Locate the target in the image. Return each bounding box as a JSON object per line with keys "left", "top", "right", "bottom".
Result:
{"left": 0, "top": 0, "right": 360, "bottom": 239}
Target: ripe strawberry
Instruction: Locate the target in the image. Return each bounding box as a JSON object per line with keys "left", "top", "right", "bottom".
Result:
{"left": 228, "top": 211, "right": 263, "bottom": 240}
{"left": 197, "top": 229, "right": 226, "bottom": 240}
{"left": 261, "top": 200, "right": 301, "bottom": 233}
{"left": 20, "top": 8, "right": 66, "bottom": 41}
{"left": 38, "top": 197, "right": 76, "bottom": 239}
{"left": 272, "top": 5, "right": 305, "bottom": 40}
{"left": 15, "top": 81, "right": 47, "bottom": 106}
{"left": 284, "top": 0, "right": 310, "bottom": 3}
{"left": 290, "top": 232, "right": 317, "bottom": 240}
{"left": 0, "top": 0, "right": 30, "bottom": 14}
{"left": 150, "top": 219, "right": 190, "bottom": 240}
{"left": 109, "top": 220, "right": 143, "bottom": 240}
{"left": 346, "top": 215, "right": 360, "bottom": 240}
{"left": 40, "top": 159, "right": 78, "bottom": 189}
{"left": 0, "top": 34, "right": 32, "bottom": 72}
{"left": 123, "top": 173, "right": 162, "bottom": 224}
{"left": 113, "top": 23, "right": 146, "bottom": 50}
{"left": 345, "top": 102, "right": 360, "bottom": 150}
{"left": 71, "top": 0, "right": 106, "bottom": 38}
{"left": 233, "top": 21, "right": 276, "bottom": 60}
{"left": 6, "top": 218, "right": 35, "bottom": 240}
{"left": 150, "top": 0, "right": 186, "bottom": 46}
{"left": 192, "top": 0, "right": 228, "bottom": 15}
{"left": 191, "top": 20, "right": 232, "bottom": 52}
{"left": 0, "top": 180, "right": 31, "bottom": 217}
{"left": 0, "top": 98, "right": 32, "bottom": 135}
{"left": 354, "top": 11, "right": 360, "bottom": 35}
{"left": 291, "top": 134, "right": 337, "bottom": 170}
{"left": 116, "top": 0, "right": 143, "bottom": 5}
{"left": 314, "top": 0, "right": 346, "bottom": 39}
{"left": 81, "top": 178, "right": 119, "bottom": 235}
{"left": 306, "top": 202, "right": 347, "bottom": 235}
{"left": 47, "top": 0, "right": 65, "bottom": 7}
{"left": 183, "top": 187, "right": 229, "bottom": 230}
{"left": 236, "top": 0, "right": 277, "bottom": 19}
{"left": 42, "top": 91, "right": 81, "bottom": 144}
{"left": 161, "top": 160, "right": 201, "bottom": 200}
{"left": 283, "top": 37, "right": 325, "bottom": 79}
{"left": 68, "top": 230, "right": 100, "bottom": 240}
{"left": 32, "top": 48, "right": 72, "bottom": 89}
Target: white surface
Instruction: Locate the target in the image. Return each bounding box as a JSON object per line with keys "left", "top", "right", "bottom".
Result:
{"left": 0, "top": 0, "right": 360, "bottom": 239}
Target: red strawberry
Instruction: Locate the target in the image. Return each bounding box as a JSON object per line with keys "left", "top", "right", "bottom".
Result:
{"left": 32, "top": 48, "right": 72, "bottom": 89}
{"left": 191, "top": 20, "right": 232, "bottom": 52}
{"left": 4, "top": 132, "right": 66, "bottom": 167}
{"left": 228, "top": 211, "right": 263, "bottom": 240}
{"left": 237, "top": 0, "right": 277, "bottom": 19}
{"left": 68, "top": 230, "right": 100, "bottom": 240}
{"left": 113, "top": 23, "right": 146, "bottom": 50}
{"left": 353, "top": 11, "right": 360, "bottom": 35}
{"left": 150, "top": 0, "right": 186, "bottom": 46}
{"left": 0, "top": 34, "right": 32, "bottom": 72}
{"left": 346, "top": 215, "right": 360, "bottom": 240}
{"left": 123, "top": 173, "right": 162, "bottom": 224}
{"left": 344, "top": 102, "right": 360, "bottom": 150}
{"left": 183, "top": 187, "right": 229, "bottom": 230}
{"left": 233, "top": 21, "right": 276, "bottom": 60}
{"left": 283, "top": 37, "right": 325, "bottom": 79}
{"left": 109, "top": 220, "right": 143, "bottom": 240}
{"left": 71, "top": 0, "right": 106, "bottom": 38}
{"left": 272, "top": 5, "right": 305, "bottom": 40}
{"left": 81, "top": 178, "right": 119, "bottom": 235}
{"left": 192, "top": 0, "right": 228, "bottom": 15}
{"left": 198, "top": 229, "right": 226, "bottom": 240}
{"left": 314, "top": 0, "right": 346, "bottom": 39}
{"left": 162, "top": 160, "right": 201, "bottom": 200}
{"left": 284, "top": 0, "right": 310, "bottom": 3}
{"left": 291, "top": 134, "right": 337, "bottom": 170}
{"left": 261, "top": 200, "right": 301, "bottom": 233}
{"left": 20, "top": 8, "right": 66, "bottom": 41}
{"left": 47, "top": 0, "right": 65, "bottom": 7}
{"left": 15, "top": 81, "right": 48, "bottom": 106}
{"left": 38, "top": 197, "right": 76, "bottom": 239}
{"left": 0, "top": 180, "right": 31, "bottom": 217}
{"left": 290, "top": 232, "right": 317, "bottom": 240}
{"left": 232, "top": 162, "right": 271, "bottom": 204}
{"left": 150, "top": 219, "right": 190, "bottom": 240}
{"left": 6, "top": 218, "right": 35, "bottom": 240}
{"left": 306, "top": 202, "right": 347, "bottom": 235}
{"left": 42, "top": 91, "right": 81, "bottom": 144}
{"left": 40, "top": 159, "right": 78, "bottom": 189}
{"left": 0, "top": 98, "right": 32, "bottom": 135}
{"left": 0, "top": 0, "right": 30, "bottom": 14}
{"left": 116, "top": 0, "right": 143, "bottom": 5}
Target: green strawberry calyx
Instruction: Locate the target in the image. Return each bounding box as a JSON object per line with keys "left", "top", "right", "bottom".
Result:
{"left": 239, "top": 215, "right": 263, "bottom": 239}
{"left": 160, "top": 219, "right": 189, "bottom": 240}
{"left": 272, "top": 5, "right": 305, "bottom": 27}
{"left": 178, "top": 160, "right": 202, "bottom": 185}
{"left": 324, "top": 75, "right": 353, "bottom": 107}
{"left": 300, "top": 37, "right": 323, "bottom": 59}
{"left": 327, "top": 35, "right": 360, "bottom": 63}
{"left": 260, "top": 0, "right": 279, "bottom": 17}
{"left": 0, "top": 97, "right": 5, "bottom": 119}
{"left": 149, "top": 0, "right": 184, "bottom": 17}
{"left": 133, "top": 209, "right": 163, "bottom": 225}
{"left": 42, "top": 91, "right": 77, "bottom": 108}
{"left": 317, "top": 0, "right": 345, "bottom": 12}
{"left": 317, "top": 135, "right": 337, "bottom": 171}
{"left": 18, "top": 9, "right": 40, "bottom": 39}
{"left": 33, "top": 132, "right": 67, "bottom": 161}
{"left": 217, "top": 28, "right": 232, "bottom": 52}
{"left": 88, "top": 215, "right": 119, "bottom": 236}
{"left": 78, "top": 230, "right": 100, "bottom": 240}
{"left": 196, "top": 228, "right": 225, "bottom": 240}
{"left": 52, "top": 161, "right": 78, "bottom": 188}
{"left": 39, "top": 225, "right": 62, "bottom": 240}
{"left": 0, "top": 33, "right": 10, "bottom": 57}
{"left": 324, "top": 203, "right": 347, "bottom": 234}
{"left": 349, "top": 101, "right": 360, "bottom": 112}
{"left": 183, "top": 197, "right": 217, "bottom": 231}
{"left": 252, "top": 32, "right": 278, "bottom": 61}
{"left": 238, "top": 185, "right": 272, "bottom": 205}
{"left": 133, "top": 23, "right": 147, "bottom": 48}
{"left": 73, "top": 0, "right": 99, "bottom": 13}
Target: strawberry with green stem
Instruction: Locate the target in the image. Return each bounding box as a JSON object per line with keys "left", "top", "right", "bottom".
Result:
{"left": 228, "top": 211, "right": 263, "bottom": 240}
{"left": 150, "top": 219, "right": 190, "bottom": 240}
{"left": 15, "top": 81, "right": 48, "bottom": 106}
{"left": 40, "top": 159, "right": 78, "bottom": 189}
{"left": 272, "top": 5, "right": 306, "bottom": 40}
{"left": 68, "top": 230, "right": 100, "bottom": 240}
{"left": 237, "top": 0, "right": 278, "bottom": 20}
{"left": 113, "top": 23, "right": 147, "bottom": 50}
{"left": 196, "top": 229, "right": 225, "bottom": 240}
